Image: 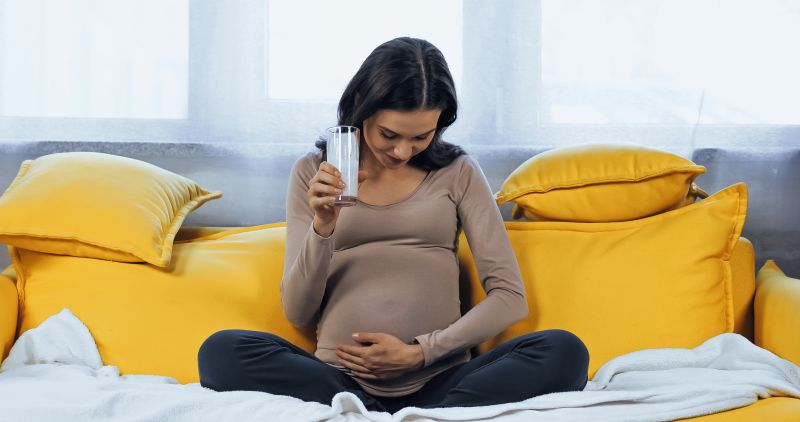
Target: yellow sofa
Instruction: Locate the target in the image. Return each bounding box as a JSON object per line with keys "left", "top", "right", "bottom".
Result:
{"left": 1, "top": 224, "right": 799, "bottom": 421}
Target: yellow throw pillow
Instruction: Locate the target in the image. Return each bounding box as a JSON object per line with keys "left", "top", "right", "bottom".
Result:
{"left": 495, "top": 143, "right": 707, "bottom": 222}
{"left": 0, "top": 152, "right": 222, "bottom": 267}
{"left": 9, "top": 222, "right": 313, "bottom": 384}
{"left": 511, "top": 182, "right": 710, "bottom": 221}
{"left": 463, "top": 182, "right": 747, "bottom": 378}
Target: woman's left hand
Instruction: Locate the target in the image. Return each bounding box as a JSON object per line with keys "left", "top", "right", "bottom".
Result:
{"left": 336, "top": 332, "right": 425, "bottom": 380}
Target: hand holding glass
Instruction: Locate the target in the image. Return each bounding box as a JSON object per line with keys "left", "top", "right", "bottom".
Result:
{"left": 326, "top": 126, "right": 360, "bottom": 207}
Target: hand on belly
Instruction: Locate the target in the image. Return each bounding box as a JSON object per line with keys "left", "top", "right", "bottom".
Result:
{"left": 336, "top": 331, "right": 425, "bottom": 381}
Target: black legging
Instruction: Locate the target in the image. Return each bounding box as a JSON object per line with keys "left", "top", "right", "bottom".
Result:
{"left": 197, "top": 328, "right": 589, "bottom": 414}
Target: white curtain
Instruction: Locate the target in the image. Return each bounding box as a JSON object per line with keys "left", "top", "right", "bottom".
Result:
{"left": 0, "top": 0, "right": 798, "bottom": 148}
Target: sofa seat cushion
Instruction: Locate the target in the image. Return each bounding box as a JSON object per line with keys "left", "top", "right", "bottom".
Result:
{"left": 679, "top": 397, "right": 800, "bottom": 421}
{"left": 462, "top": 182, "right": 748, "bottom": 378}
{"left": 9, "top": 222, "right": 309, "bottom": 384}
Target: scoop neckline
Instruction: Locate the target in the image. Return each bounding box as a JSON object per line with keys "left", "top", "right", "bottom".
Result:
{"left": 356, "top": 169, "right": 435, "bottom": 208}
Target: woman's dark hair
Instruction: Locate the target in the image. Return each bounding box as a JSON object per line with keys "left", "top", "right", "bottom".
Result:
{"left": 315, "top": 37, "right": 465, "bottom": 171}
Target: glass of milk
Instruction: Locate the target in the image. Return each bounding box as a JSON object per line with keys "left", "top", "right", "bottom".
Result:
{"left": 325, "top": 125, "right": 360, "bottom": 207}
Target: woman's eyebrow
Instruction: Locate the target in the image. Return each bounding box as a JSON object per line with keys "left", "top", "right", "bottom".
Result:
{"left": 378, "top": 125, "right": 436, "bottom": 137}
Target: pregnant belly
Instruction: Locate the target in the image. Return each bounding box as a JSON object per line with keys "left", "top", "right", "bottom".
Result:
{"left": 315, "top": 247, "right": 461, "bottom": 361}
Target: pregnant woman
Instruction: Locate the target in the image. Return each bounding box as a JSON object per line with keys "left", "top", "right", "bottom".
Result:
{"left": 198, "top": 36, "right": 589, "bottom": 414}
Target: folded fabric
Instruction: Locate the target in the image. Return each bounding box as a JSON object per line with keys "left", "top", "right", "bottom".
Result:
{"left": 0, "top": 308, "right": 102, "bottom": 371}
{"left": 1, "top": 308, "right": 798, "bottom": 421}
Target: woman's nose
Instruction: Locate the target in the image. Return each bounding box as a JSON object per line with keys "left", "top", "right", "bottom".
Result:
{"left": 394, "top": 144, "right": 412, "bottom": 160}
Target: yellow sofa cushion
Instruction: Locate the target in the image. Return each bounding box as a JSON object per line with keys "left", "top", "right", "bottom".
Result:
{"left": 0, "top": 267, "right": 17, "bottom": 364}
{"left": 0, "top": 152, "right": 222, "bottom": 267}
{"left": 681, "top": 397, "right": 800, "bottom": 421}
{"left": 495, "top": 143, "right": 707, "bottom": 222}
{"left": 464, "top": 182, "right": 747, "bottom": 378}
{"left": 9, "top": 222, "right": 312, "bottom": 384}
{"left": 755, "top": 260, "right": 800, "bottom": 367}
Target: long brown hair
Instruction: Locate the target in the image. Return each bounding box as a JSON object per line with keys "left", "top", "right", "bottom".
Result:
{"left": 315, "top": 37, "right": 465, "bottom": 171}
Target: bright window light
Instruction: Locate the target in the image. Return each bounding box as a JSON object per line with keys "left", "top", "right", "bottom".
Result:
{"left": 1, "top": 0, "right": 188, "bottom": 119}
{"left": 542, "top": 0, "right": 800, "bottom": 124}
{"left": 267, "top": 0, "right": 463, "bottom": 101}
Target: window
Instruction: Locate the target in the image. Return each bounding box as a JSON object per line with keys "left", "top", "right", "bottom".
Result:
{"left": 267, "top": 0, "right": 462, "bottom": 101}
{"left": 1, "top": 0, "right": 187, "bottom": 119}
{"left": 541, "top": 0, "right": 800, "bottom": 125}
{"left": 0, "top": 0, "right": 796, "bottom": 146}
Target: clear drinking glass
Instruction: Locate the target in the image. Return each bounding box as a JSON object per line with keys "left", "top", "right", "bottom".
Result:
{"left": 326, "top": 125, "right": 360, "bottom": 207}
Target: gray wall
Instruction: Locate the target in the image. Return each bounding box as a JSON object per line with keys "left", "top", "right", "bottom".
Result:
{"left": 1, "top": 141, "right": 798, "bottom": 278}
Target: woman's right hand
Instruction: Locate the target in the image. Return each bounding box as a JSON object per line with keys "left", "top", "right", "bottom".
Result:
{"left": 308, "top": 161, "right": 368, "bottom": 237}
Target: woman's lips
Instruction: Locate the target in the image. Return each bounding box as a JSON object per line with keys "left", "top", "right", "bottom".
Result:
{"left": 387, "top": 155, "right": 405, "bottom": 165}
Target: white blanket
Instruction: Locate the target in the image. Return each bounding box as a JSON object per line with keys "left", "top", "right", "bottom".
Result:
{"left": 0, "top": 308, "right": 798, "bottom": 422}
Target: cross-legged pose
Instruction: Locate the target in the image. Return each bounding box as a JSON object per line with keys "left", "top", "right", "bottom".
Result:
{"left": 198, "top": 36, "right": 589, "bottom": 414}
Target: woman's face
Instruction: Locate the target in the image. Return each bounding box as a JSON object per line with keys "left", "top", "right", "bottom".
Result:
{"left": 361, "top": 108, "right": 441, "bottom": 170}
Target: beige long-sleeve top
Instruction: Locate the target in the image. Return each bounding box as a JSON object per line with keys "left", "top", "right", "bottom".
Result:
{"left": 281, "top": 150, "right": 528, "bottom": 397}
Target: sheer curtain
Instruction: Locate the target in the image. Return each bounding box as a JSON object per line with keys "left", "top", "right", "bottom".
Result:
{"left": 1, "top": 0, "right": 799, "bottom": 274}
{"left": 1, "top": 0, "right": 797, "bottom": 148}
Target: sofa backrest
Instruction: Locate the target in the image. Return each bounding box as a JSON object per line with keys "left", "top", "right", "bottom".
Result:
{"left": 174, "top": 225, "right": 757, "bottom": 345}
{"left": 2, "top": 142, "right": 796, "bottom": 279}
{"left": 0, "top": 224, "right": 754, "bottom": 381}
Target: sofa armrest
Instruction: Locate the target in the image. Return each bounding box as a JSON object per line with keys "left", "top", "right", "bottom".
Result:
{"left": 1, "top": 265, "right": 19, "bottom": 364}
{"left": 754, "top": 260, "right": 800, "bottom": 366}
